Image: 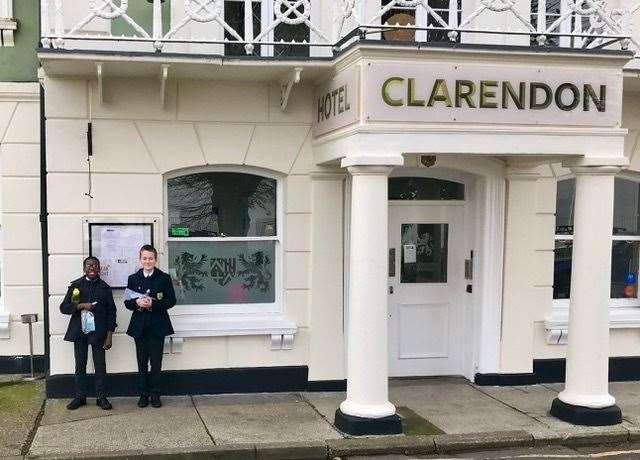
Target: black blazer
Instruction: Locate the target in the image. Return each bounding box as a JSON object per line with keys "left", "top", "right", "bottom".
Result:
{"left": 125, "top": 268, "right": 176, "bottom": 339}
{"left": 60, "top": 277, "right": 117, "bottom": 344}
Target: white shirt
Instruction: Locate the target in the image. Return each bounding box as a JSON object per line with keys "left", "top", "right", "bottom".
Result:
{"left": 143, "top": 269, "right": 154, "bottom": 278}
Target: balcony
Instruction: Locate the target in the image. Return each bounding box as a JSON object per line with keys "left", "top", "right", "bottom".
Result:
{"left": 39, "top": 1, "right": 638, "bottom": 68}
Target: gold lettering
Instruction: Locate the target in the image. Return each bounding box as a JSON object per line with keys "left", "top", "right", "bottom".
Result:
{"left": 455, "top": 80, "right": 476, "bottom": 108}
{"left": 583, "top": 84, "right": 606, "bottom": 112}
{"left": 530, "top": 82, "right": 553, "bottom": 110}
{"left": 382, "top": 77, "right": 405, "bottom": 106}
{"left": 427, "top": 79, "right": 453, "bottom": 107}
{"left": 502, "top": 81, "right": 525, "bottom": 110}
{"left": 555, "top": 83, "right": 580, "bottom": 111}
{"left": 407, "top": 78, "right": 425, "bottom": 107}
{"left": 479, "top": 81, "right": 498, "bottom": 109}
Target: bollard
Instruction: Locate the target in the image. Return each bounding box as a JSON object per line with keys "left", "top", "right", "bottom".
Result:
{"left": 20, "top": 313, "right": 38, "bottom": 381}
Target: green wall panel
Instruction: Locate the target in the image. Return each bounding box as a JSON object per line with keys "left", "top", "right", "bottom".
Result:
{"left": 0, "top": 0, "right": 39, "bottom": 82}
{"left": 112, "top": 0, "right": 171, "bottom": 37}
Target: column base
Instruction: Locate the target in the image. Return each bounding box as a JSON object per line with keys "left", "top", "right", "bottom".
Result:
{"left": 334, "top": 408, "right": 402, "bottom": 435}
{"left": 550, "top": 398, "right": 622, "bottom": 426}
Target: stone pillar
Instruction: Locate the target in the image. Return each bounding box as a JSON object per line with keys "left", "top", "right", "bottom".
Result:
{"left": 499, "top": 165, "right": 540, "bottom": 377}
{"left": 334, "top": 156, "right": 402, "bottom": 435}
{"left": 551, "top": 165, "right": 622, "bottom": 426}
{"left": 308, "top": 170, "right": 346, "bottom": 382}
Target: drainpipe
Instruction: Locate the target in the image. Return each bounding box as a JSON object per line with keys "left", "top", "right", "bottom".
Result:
{"left": 39, "top": 82, "right": 50, "bottom": 376}
{"left": 38, "top": 1, "right": 50, "bottom": 375}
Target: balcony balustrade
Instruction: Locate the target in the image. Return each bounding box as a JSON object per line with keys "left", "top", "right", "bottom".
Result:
{"left": 39, "top": 1, "right": 639, "bottom": 65}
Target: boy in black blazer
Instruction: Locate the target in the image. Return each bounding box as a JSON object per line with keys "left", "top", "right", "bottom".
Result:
{"left": 60, "top": 256, "right": 117, "bottom": 410}
{"left": 124, "top": 245, "right": 176, "bottom": 408}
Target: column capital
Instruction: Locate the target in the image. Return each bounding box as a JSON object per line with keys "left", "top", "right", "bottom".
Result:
{"left": 569, "top": 165, "right": 622, "bottom": 177}
{"left": 341, "top": 155, "right": 404, "bottom": 169}
{"left": 562, "top": 156, "right": 628, "bottom": 172}
{"left": 347, "top": 165, "right": 395, "bottom": 176}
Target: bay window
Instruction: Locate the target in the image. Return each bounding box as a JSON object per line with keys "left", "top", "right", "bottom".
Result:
{"left": 553, "top": 177, "right": 640, "bottom": 305}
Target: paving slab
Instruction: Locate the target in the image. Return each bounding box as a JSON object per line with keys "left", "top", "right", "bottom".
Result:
{"left": 29, "top": 396, "right": 213, "bottom": 456}
{"left": 388, "top": 379, "right": 548, "bottom": 434}
{"left": 302, "top": 391, "right": 345, "bottom": 422}
{"left": 193, "top": 393, "right": 342, "bottom": 445}
{"left": 472, "top": 384, "right": 558, "bottom": 417}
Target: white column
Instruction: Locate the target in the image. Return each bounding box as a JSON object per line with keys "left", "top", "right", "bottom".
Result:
{"left": 554, "top": 165, "right": 621, "bottom": 419}
{"left": 340, "top": 164, "right": 395, "bottom": 419}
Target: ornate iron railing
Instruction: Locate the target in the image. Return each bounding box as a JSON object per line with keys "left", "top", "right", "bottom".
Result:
{"left": 40, "top": 1, "right": 637, "bottom": 60}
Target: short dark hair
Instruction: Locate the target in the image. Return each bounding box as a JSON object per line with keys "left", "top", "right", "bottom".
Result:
{"left": 139, "top": 245, "right": 157, "bottom": 258}
{"left": 83, "top": 256, "right": 100, "bottom": 267}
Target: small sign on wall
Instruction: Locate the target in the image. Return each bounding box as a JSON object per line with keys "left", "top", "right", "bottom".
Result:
{"left": 89, "top": 223, "right": 153, "bottom": 288}
{"left": 312, "top": 67, "right": 360, "bottom": 137}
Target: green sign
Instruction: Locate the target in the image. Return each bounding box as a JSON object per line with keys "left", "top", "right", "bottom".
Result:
{"left": 171, "top": 227, "right": 190, "bottom": 237}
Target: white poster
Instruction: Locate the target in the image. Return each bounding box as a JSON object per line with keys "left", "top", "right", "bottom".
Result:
{"left": 90, "top": 224, "right": 153, "bottom": 288}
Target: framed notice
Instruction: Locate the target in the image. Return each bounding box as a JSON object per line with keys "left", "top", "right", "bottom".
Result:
{"left": 89, "top": 223, "right": 154, "bottom": 288}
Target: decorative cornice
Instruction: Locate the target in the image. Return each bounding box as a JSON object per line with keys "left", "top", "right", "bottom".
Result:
{"left": 0, "top": 83, "right": 40, "bottom": 103}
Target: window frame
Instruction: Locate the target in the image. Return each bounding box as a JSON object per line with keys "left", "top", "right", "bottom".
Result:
{"left": 164, "top": 166, "right": 284, "bottom": 317}
{"left": 553, "top": 174, "right": 640, "bottom": 310}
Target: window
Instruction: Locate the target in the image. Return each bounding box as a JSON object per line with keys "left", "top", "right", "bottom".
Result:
{"left": 223, "top": 0, "right": 311, "bottom": 57}
{"left": 380, "top": 0, "right": 461, "bottom": 43}
{"left": 273, "top": 1, "right": 310, "bottom": 57}
{"left": 530, "top": 0, "right": 594, "bottom": 48}
{"left": 553, "top": 177, "right": 640, "bottom": 302}
{"left": 224, "top": 0, "right": 261, "bottom": 56}
{"left": 166, "top": 172, "right": 279, "bottom": 307}
{"left": 389, "top": 177, "right": 465, "bottom": 200}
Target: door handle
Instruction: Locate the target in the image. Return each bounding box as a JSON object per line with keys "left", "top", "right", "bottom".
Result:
{"left": 389, "top": 286, "right": 394, "bottom": 294}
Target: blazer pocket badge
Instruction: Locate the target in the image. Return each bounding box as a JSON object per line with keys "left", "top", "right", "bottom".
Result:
{"left": 157, "top": 292, "right": 163, "bottom": 300}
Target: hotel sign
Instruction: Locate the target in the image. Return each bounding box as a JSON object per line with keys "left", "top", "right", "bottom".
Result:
{"left": 312, "top": 61, "right": 621, "bottom": 136}
{"left": 313, "top": 67, "right": 360, "bottom": 137}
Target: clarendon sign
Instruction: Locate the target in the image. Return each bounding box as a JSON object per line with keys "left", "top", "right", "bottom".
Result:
{"left": 312, "top": 61, "right": 621, "bottom": 137}
{"left": 380, "top": 78, "right": 605, "bottom": 112}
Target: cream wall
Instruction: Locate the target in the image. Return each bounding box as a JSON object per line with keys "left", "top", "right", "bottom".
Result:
{"left": 0, "top": 82, "right": 44, "bottom": 356}
{"left": 44, "top": 77, "right": 345, "bottom": 380}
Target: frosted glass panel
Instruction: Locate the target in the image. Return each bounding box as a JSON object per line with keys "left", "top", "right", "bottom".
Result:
{"left": 168, "top": 240, "right": 275, "bottom": 305}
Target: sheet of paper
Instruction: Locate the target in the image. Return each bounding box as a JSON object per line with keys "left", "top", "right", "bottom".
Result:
{"left": 91, "top": 224, "right": 152, "bottom": 288}
{"left": 403, "top": 243, "right": 417, "bottom": 264}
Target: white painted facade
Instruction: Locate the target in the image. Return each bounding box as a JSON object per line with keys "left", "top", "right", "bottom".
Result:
{"left": 4, "top": 0, "right": 640, "bottom": 428}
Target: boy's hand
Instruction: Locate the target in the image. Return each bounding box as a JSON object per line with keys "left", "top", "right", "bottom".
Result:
{"left": 103, "top": 332, "right": 113, "bottom": 350}
{"left": 77, "top": 302, "right": 93, "bottom": 311}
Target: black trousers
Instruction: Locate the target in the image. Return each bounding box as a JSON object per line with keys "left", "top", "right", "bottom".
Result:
{"left": 134, "top": 329, "right": 165, "bottom": 396}
{"left": 74, "top": 336, "right": 106, "bottom": 399}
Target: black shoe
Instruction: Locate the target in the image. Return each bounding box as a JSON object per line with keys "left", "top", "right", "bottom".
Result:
{"left": 150, "top": 395, "right": 162, "bottom": 408}
{"left": 96, "top": 397, "right": 112, "bottom": 410}
{"left": 66, "top": 397, "right": 86, "bottom": 410}
{"left": 137, "top": 395, "right": 149, "bottom": 408}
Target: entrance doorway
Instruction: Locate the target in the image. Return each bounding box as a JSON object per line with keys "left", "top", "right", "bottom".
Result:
{"left": 387, "top": 176, "right": 467, "bottom": 377}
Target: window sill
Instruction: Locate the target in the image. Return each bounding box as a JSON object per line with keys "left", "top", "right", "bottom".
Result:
{"left": 169, "top": 313, "right": 298, "bottom": 350}
{"left": 545, "top": 304, "right": 640, "bottom": 344}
